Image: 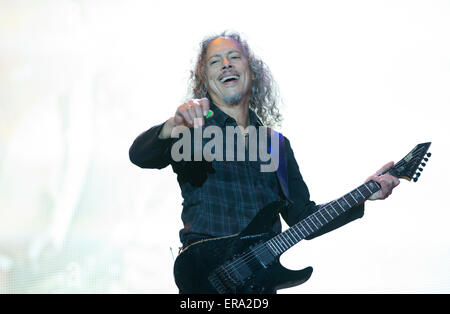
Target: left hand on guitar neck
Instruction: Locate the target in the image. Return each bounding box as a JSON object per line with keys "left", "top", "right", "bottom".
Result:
{"left": 366, "top": 161, "right": 401, "bottom": 200}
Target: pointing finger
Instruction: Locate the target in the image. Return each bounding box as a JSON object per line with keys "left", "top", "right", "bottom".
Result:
{"left": 198, "top": 98, "right": 210, "bottom": 116}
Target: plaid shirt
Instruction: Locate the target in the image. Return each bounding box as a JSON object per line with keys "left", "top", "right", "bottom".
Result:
{"left": 129, "top": 102, "right": 364, "bottom": 247}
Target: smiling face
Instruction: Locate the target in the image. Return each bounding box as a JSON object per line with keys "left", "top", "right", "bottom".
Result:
{"left": 205, "top": 37, "right": 252, "bottom": 106}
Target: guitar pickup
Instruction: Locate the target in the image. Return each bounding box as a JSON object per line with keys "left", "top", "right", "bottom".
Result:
{"left": 251, "top": 243, "right": 275, "bottom": 269}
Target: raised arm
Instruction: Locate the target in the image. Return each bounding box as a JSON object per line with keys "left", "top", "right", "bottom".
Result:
{"left": 129, "top": 97, "right": 212, "bottom": 169}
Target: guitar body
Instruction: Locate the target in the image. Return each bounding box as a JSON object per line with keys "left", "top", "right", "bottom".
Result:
{"left": 174, "top": 200, "right": 313, "bottom": 294}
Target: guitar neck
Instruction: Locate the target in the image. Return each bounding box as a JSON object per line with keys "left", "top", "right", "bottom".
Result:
{"left": 265, "top": 180, "right": 382, "bottom": 257}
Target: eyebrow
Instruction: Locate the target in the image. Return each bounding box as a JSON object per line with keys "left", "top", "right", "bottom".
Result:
{"left": 207, "top": 50, "right": 241, "bottom": 61}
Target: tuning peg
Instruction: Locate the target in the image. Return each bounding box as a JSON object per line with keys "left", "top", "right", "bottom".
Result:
{"left": 413, "top": 177, "right": 418, "bottom": 182}
{"left": 418, "top": 167, "right": 423, "bottom": 172}
{"left": 416, "top": 172, "right": 421, "bottom": 177}
{"left": 426, "top": 153, "right": 432, "bottom": 157}
{"left": 424, "top": 158, "right": 429, "bottom": 162}
{"left": 421, "top": 162, "right": 426, "bottom": 167}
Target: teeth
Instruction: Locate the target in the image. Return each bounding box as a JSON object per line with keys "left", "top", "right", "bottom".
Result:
{"left": 220, "top": 75, "right": 239, "bottom": 83}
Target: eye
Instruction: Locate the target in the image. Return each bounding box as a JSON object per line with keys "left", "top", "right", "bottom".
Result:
{"left": 210, "top": 60, "right": 219, "bottom": 65}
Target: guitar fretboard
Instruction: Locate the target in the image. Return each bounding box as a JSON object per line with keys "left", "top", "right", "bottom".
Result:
{"left": 264, "top": 180, "right": 381, "bottom": 256}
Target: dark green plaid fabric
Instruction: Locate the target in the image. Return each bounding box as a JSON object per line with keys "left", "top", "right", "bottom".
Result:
{"left": 129, "top": 101, "right": 364, "bottom": 248}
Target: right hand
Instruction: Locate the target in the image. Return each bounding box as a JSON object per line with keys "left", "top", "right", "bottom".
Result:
{"left": 159, "top": 98, "right": 214, "bottom": 139}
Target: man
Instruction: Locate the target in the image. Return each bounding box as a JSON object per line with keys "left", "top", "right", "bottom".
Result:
{"left": 129, "top": 31, "right": 399, "bottom": 291}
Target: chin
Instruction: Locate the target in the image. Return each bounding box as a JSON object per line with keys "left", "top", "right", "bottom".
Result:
{"left": 223, "top": 93, "right": 243, "bottom": 105}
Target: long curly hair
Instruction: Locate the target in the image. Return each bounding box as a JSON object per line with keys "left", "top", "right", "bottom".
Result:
{"left": 188, "top": 31, "right": 283, "bottom": 127}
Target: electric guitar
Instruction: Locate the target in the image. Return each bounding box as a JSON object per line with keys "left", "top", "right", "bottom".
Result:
{"left": 173, "top": 142, "right": 432, "bottom": 294}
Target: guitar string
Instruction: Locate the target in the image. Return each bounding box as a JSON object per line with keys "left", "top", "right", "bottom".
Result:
{"left": 217, "top": 183, "right": 376, "bottom": 281}
{"left": 223, "top": 163, "right": 400, "bottom": 271}
{"left": 189, "top": 148, "right": 427, "bottom": 290}
{"left": 219, "top": 152, "right": 426, "bottom": 285}
{"left": 228, "top": 151, "right": 428, "bottom": 286}
{"left": 216, "top": 160, "right": 420, "bottom": 284}
{"left": 219, "top": 156, "right": 413, "bottom": 277}
{"left": 215, "top": 184, "right": 374, "bottom": 284}
{"left": 213, "top": 153, "right": 426, "bottom": 287}
{"left": 218, "top": 174, "right": 395, "bottom": 282}
{"left": 216, "top": 154, "right": 425, "bottom": 289}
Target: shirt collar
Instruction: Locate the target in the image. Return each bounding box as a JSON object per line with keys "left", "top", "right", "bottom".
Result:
{"left": 208, "top": 101, "right": 263, "bottom": 128}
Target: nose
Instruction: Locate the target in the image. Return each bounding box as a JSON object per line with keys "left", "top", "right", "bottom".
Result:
{"left": 222, "top": 57, "right": 232, "bottom": 69}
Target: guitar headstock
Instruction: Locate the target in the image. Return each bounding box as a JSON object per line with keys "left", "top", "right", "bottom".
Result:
{"left": 386, "top": 142, "right": 432, "bottom": 182}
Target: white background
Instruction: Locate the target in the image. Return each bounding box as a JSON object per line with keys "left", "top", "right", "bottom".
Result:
{"left": 0, "top": 0, "right": 449, "bottom": 293}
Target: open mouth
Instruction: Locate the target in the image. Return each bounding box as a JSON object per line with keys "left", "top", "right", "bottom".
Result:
{"left": 219, "top": 74, "right": 240, "bottom": 85}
